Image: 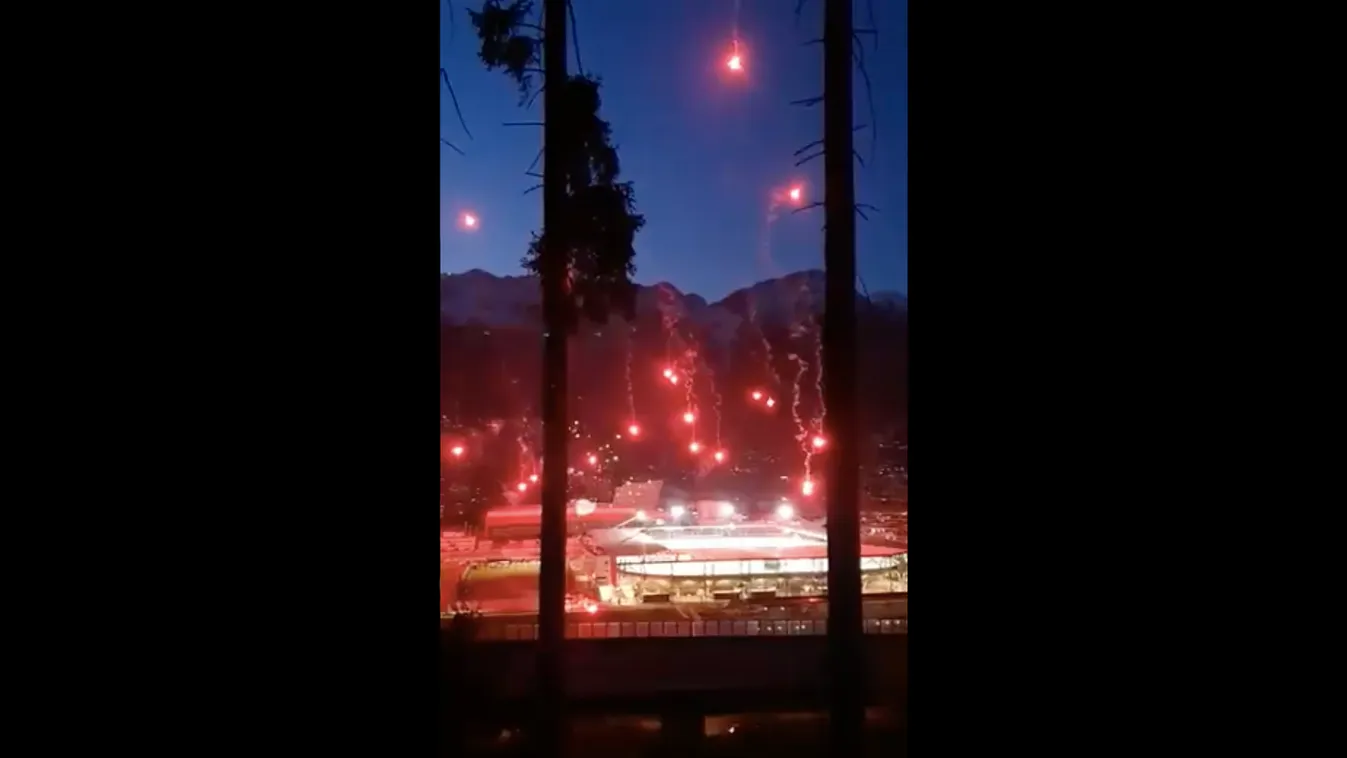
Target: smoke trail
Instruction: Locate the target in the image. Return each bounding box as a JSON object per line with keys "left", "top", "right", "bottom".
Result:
{"left": 789, "top": 352, "right": 812, "bottom": 480}
{"left": 699, "top": 353, "right": 723, "bottom": 448}
{"left": 812, "top": 316, "right": 825, "bottom": 436}
{"left": 624, "top": 325, "right": 636, "bottom": 421}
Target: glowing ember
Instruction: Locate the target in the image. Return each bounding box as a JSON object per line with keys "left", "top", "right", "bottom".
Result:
{"left": 812, "top": 436, "right": 827, "bottom": 449}
{"left": 449, "top": 445, "right": 464, "bottom": 457}
{"left": 628, "top": 424, "right": 640, "bottom": 436}
{"left": 801, "top": 480, "right": 815, "bottom": 496}
{"left": 682, "top": 411, "right": 695, "bottom": 424}
{"left": 751, "top": 391, "right": 763, "bottom": 401}
{"left": 689, "top": 441, "right": 701, "bottom": 453}
{"left": 517, "top": 482, "right": 528, "bottom": 492}
{"left": 529, "top": 474, "right": 538, "bottom": 483}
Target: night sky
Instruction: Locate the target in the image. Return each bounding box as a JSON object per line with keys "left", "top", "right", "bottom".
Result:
{"left": 440, "top": 0, "right": 907, "bottom": 301}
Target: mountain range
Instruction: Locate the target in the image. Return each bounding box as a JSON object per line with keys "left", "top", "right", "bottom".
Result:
{"left": 440, "top": 269, "right": 907, "bottom": 468}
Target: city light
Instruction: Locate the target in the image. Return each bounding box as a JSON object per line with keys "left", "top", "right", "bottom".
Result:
{"left": 635, "top": 509, "right": 647, "bottom": 521}
{"left": 719, "top": 502, "right": 736, "bottom": 518}
{"left": 669, "top": 504, "right": 686, "bottom": 519}
{"left": 776, "top": 503, "right": 795, "bottom": 520}
{"left": 683, "top": 411, "right": 695, "bottom": 424}
{"left": 585, "top": 603, "right": 599, "bottom": 614}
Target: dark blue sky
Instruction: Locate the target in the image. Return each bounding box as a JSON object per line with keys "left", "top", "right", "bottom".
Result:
{"left": 441, "top": 0, "right": 906, "bottom": 301}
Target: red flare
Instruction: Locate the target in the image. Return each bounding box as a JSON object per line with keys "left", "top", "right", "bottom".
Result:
{"left": 689, "top": 441, "right": 702, "bottom": 453}
{"left": 627, "top": 424, "right": 640, "bottom": 436}
{"left": 751, "top": 391, "right": 763, "bottom": 401}
{"left": 529, "top": 474, "right": 538, "bottom": 483}
{"left": 812, "top": 436, "right": 827, "bottom": 449}
{"left": 801, "top": 479, "right": 815, "bottom": 496}
{"left": 713, "top": 450, "right": 726, "bottom": 463}
{"left": 682, "top": 411, "right": 695, "bottom": 424}
{"left": 517, "top": 482, "right": 528, "bottom": 492}
{"left": 449, "top": 445, "right": 464, "bottom": 458}
{"left": 765, "top": 397, "right": 777, "bottom": 408}
{"left": 587, "top": 454, "right": 598, "bottom": 466}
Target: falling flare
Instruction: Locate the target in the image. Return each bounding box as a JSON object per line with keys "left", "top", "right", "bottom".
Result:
{"left": 727, "top": 53, "right": 742, "bottom": 71}
{"left": 587, "top": 454, "right": 598, "bottom": 466}
{"left": 517, "top": 482, "right": 528, "bottom": 492}
{"left": 801, "top": 479, "right": 815, "bottom": 497}
{"left": 788, "top": 186, "right": 802, "bottom": 203}
{"left": 628, "top": 424, "right": 641, "bottom": 436}
{"left": 714, "top": 450, "right": 726, "bottom": 463}
{"left": 766, "top": 397, "right": 776, "bottom": 408}
{"left": 449, "top": 445, "right": 464, "bottom": 458}
{"left": 689, "top": 441, "right": 702, "bottom": 453}
{"left": 751, "top": 391, "right": 763, "bottom": 401}
{"left": 812, "top": 436, "right": 827, "bottom": 449}
{"left": 683, "top": 411, "right": 695, "bottom": 424}
{"left": 529, "top": 474, "right": 539, "bottom": 483}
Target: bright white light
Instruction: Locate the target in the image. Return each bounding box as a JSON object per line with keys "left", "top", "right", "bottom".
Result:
{"left": 575, "top": 499, "right": 596, "bottom": 517}
{"left": 635, "top": 509, "right": 647, "bottom": 521}
{"left": 719, "top": 502, "right": 736, "bottom": 518}
{"left": 776, "top": 503, "right": 795, "bottom": 520}
{"left": 669, "top": 504, "right": 686, "bottom": 519}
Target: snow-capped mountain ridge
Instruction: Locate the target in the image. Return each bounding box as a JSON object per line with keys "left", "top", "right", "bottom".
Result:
{"left": 440, "top": 269, "right": 905, "bottom": 332}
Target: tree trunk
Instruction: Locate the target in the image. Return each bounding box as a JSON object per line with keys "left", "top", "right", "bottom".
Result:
{"left": 537, "top": 0, "right": 569, "bottom": 754}
{"left": 823, "top": 0, "right": 863, "bottom": 752}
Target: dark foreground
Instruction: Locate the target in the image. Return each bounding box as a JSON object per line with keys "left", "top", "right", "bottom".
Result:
{"left": 442, "top": 632, "right": 907, "bottom": 756}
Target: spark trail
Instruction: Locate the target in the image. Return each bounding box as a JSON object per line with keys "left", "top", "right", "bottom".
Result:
{"left": 789, "top": 352, "right": 813, "bottom": 481}
{"left": 624, "top": 325, "right": 636, "bottom": 422}
{"left": 812, "top": 317, "right": 825, "bottom": 438}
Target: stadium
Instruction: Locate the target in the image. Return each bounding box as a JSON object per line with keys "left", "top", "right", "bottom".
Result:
{"left": 578, "top": 522, "right": 907, "bottom": 604}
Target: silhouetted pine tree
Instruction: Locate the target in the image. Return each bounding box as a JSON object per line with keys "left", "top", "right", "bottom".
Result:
{"left": 467, "top": 2, "right": 643, "bottom": 753}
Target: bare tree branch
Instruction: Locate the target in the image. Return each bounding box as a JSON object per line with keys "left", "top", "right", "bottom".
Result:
{"left": 441, "top": 67, "right": 473, "bottom": 141}
{"left": 525, "top": 171, "right": 544, "bottom": 179}
{"left": 791, "top": 94, "right": 824, "bottom": 107}
{"left": 523, "top": 183, "right": 543, "bottom": 196}
{"left": 525, "top": 147, "right": 544, "bottom": 174}
{"left": 441, "top": 137, "right": 465, "bottom": 156}
{"left": 804, "top": 38, "right": 824, "bottom": 46}
{"left": 795, "top": 150, "right": 825, "bottom": 167}
{"left": 855, "top": 203, "right": 880, "bottom": 221}
{"left": 792, "top": 200, "right": 824, "bottom": 215}
{"left": 794, "top": 138, "right": 824, "bottom": 156}
{"left": 567, "top": 0, "right": 585, "bottom": 76}
{"left": 503, "top": 121, "right": 545, "bottom": 127}
{"left": 851, "top": 37, "right": 878, "bottom": 162}
{"left": 852, "top": 148, "right": 865, "bottom": 168}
